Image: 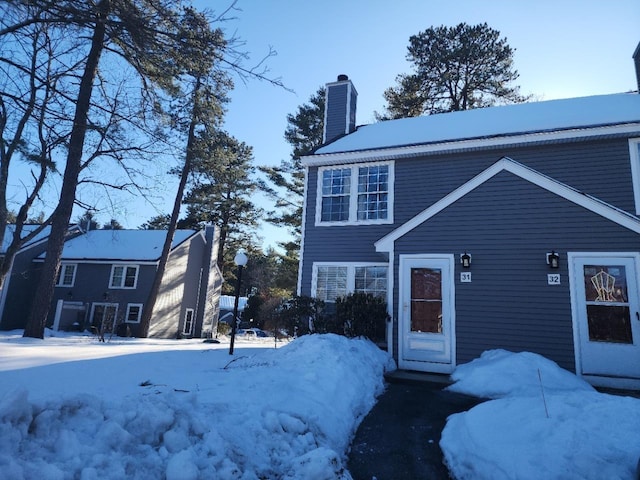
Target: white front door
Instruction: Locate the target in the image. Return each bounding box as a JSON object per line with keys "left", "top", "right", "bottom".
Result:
{"left": 571, "top": 255, "right": 640, "bottom": 379}
{"left": 399, "top": 255, "right": 455, "bottom": 373}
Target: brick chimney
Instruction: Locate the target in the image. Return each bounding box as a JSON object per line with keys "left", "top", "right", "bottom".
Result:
{"left": 323, "top": 74, "right": 357, "bottom": 144}
{"left": 634, "top": 42, "right": 640, "bottom": 92}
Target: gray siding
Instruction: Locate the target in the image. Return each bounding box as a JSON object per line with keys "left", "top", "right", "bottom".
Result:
{"left": 393, "top": 172, "right": 640, "bottom": 371}
{"left": 0, "top": 242, "right": 48, "bottom": 329}
{"left": 394, "top": 137, "right": 636, "bottom": 225}
{"left": 324, "top": 82, "right": 354, "bottom": 144}
{"left": 300, "top": 136, "right": 638, "bottom": 299}
{"left": 47, "top": 263, "right": 157, "bottom": 335}
{"left": 300, "top": 133, "right": 640, "bottom": 372}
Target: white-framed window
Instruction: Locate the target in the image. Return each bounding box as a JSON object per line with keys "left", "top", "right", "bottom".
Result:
{"left": 109, "top": 265, "right": 139, "bottom": 289}
{"left": 55, "top": 263, "right": 77, "bottom": 287}
{"left": 125, "top": 303, "right": 143, "bottom": 323}
{"left": 316, "top": 161, "right": 394, "bottom": 225}
{"left": 629, "top": 138, "right": 640, "bottom": 214}
{"left": 183, "top": 308, "right": 194, "bottom": 335}
{"left": 312, "top": 263, "right": 388, "bottom": 302}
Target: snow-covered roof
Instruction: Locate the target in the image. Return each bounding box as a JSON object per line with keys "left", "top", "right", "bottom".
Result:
{"left": 314, "top": 92, "right": 640, "bottom": 155}
{"left": 38, "top": 229, "right": 197, "bottom": 262}
{"left": 1, "top": 225, "right": 52, "bottom": 254}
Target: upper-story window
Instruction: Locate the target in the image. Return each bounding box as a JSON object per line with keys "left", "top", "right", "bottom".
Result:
{"left": 55, "top": 263, "right": 77, "bottom": 287}
{"left": 317, "top": 161, "right": 393, "bottom": 225}
{"left": 110, "top": 265, "right": 139, "bottom": 289}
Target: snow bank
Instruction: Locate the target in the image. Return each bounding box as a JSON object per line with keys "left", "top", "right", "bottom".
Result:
{"left": 0, "top": 333, "right": 394, "bottom": 480}
{"left": 441, "top": 349, "right": 640, "bottom": 480}
{"left": 446, "top": 349, "right": 594, "bottom": 398}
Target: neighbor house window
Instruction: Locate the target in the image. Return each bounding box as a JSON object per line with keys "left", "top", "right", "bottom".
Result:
{"left": 183, "top": 308, "right": 194, "bottom": 335}
{"left": 125, "top": 304, "right": 143, "bottom": 323}
{"left": 317, "top": 162, "right": 393, "bottom": 225}
{"left": 110, "top": 265, "right": 139, "bottom": 289}
{"left": 314, "top": 263, "right": 388, "bottom": 302}
{"left": 55, "top": 263, "right": 77, "bottom": 287}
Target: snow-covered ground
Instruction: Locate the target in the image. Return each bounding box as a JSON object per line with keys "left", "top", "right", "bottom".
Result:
{"left": 0, "top": 330, "right": 394, "bottom": 480}
{"left": 1, "top": 331, "right": 639, "bottom": 479}
{"left": 441, "top": 349, "right": 640, "bottom": 480}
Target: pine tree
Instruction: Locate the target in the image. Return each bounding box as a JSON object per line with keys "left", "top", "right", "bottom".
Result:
{"left": 258, "top": 86, "right": 325, "bottom": 245}
{"left": 182, "top": 130, "right": 262, "bottom": 271}
{"left": 17, "top": 0, "right": 217, "bottom": 339}
{"left": 380, "top": 23, "right": 529, "bottom": 119}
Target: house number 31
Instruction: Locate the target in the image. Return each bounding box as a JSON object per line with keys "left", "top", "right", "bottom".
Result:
{"left": 547, "top": 274, "right": 561, "bottom": 285}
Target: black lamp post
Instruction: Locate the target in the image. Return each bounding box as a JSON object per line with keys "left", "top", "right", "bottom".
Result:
{"left": 229, "top": 251, "right": 248, "bottom": 355}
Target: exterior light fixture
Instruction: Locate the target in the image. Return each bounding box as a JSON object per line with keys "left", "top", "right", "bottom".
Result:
{"left": 546, "top": 251, "right": 560, "bottom": 269}
{"left": 229, "top": 251, "right": 248, "bottom": 355}
{"left": 460, "top": 252, "right": 472, "bottom": 269}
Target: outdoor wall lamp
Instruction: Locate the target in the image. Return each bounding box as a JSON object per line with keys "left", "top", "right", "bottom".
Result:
{"left": 229, "top": 251, "right": 248, "bottom": 355}
{"left": 546, "top": 251, "right": 560, "bottom": 269}
{"left": 460, "top": 252, "right": 472, "bottom": 268}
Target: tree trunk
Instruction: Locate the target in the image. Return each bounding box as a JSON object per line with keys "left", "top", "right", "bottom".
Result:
{"left": 23, "top": 1, "right": 110, "bottom": 339}
{"left": 138, "top": 78, "right": 201, "bottom": 338}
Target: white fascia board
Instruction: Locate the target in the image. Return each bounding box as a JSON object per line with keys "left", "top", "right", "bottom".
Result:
{"left": 297, "top": 166, "right": 309, "bottom": 296}
{"left": 303, "top": 123, "right": 640, "bottom": 168}
{"left": 375, "top": 157, "right": 640, "bottom": 252}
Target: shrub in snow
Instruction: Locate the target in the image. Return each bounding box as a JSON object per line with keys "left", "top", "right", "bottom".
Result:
{"left": 335, "top": 292, "right": 387, "bottom": 342}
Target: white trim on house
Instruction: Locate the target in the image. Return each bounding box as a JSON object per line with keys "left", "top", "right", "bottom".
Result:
{"left": 375, "top": 157, "right": 640, "bottom": 253}
{"left": 314, "top": 160, "right": 394, "bottom": 227}
{"left": 297, "top": 166, "right": 309, "bottom": 296}
{"left": 397, "top": 254, "right": 456, "bottom": 374}
{"left": 183, "top": 308, "right": 195, "bottom": 336}
{"left": 629, "top": 138, "right": 640, "bottom": 215}
{"left": 125, "top": 303, "right": 143, "bottom": 324}
{"left": 303, "top": 123, "right": 640, "bottom": 167}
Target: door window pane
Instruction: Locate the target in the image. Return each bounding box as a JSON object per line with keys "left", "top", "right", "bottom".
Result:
{"left": 410, "top": 268, "right": 442, "bottom": 333}
{"left": 583, "top": 265, "right": 632, "bottom": 343}
{"left": 584, "top": 265, "right": 628, "bottom": 303}
{"left": 586, "top": 305, "right": 632, "bottom": 343}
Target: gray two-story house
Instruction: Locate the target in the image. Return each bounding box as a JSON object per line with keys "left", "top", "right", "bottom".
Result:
{"left": 41, "top": 226, "right": 222, "bottom": 338}
{"left": 0, "top": 225, "right": 222, "bottom": 339}
{"left": 299, "top": 49, "right": 640, "bottom": 389}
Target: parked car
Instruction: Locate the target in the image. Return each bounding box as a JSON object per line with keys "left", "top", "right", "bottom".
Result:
{"left": 237, "top": 328, "right": 268, "bottom": 339}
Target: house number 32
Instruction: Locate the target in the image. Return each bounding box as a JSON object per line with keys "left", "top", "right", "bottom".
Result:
{"left": 547, "top": 274, "right": 561, "bottom": 285}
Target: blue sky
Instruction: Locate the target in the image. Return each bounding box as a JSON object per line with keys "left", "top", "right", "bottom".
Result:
{"left": 38, "top": 0, "right": 640, "bottom": 249}
{"left": 214, "top": 0, "right": 639, "bottom": 249}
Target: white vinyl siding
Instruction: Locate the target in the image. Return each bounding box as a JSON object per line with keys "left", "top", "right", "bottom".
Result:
{"left": 313, "top": 263, "right": 388, "bottom": 302}
{"left": 316, "top": 161, "right": 394, "bottom": 226}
